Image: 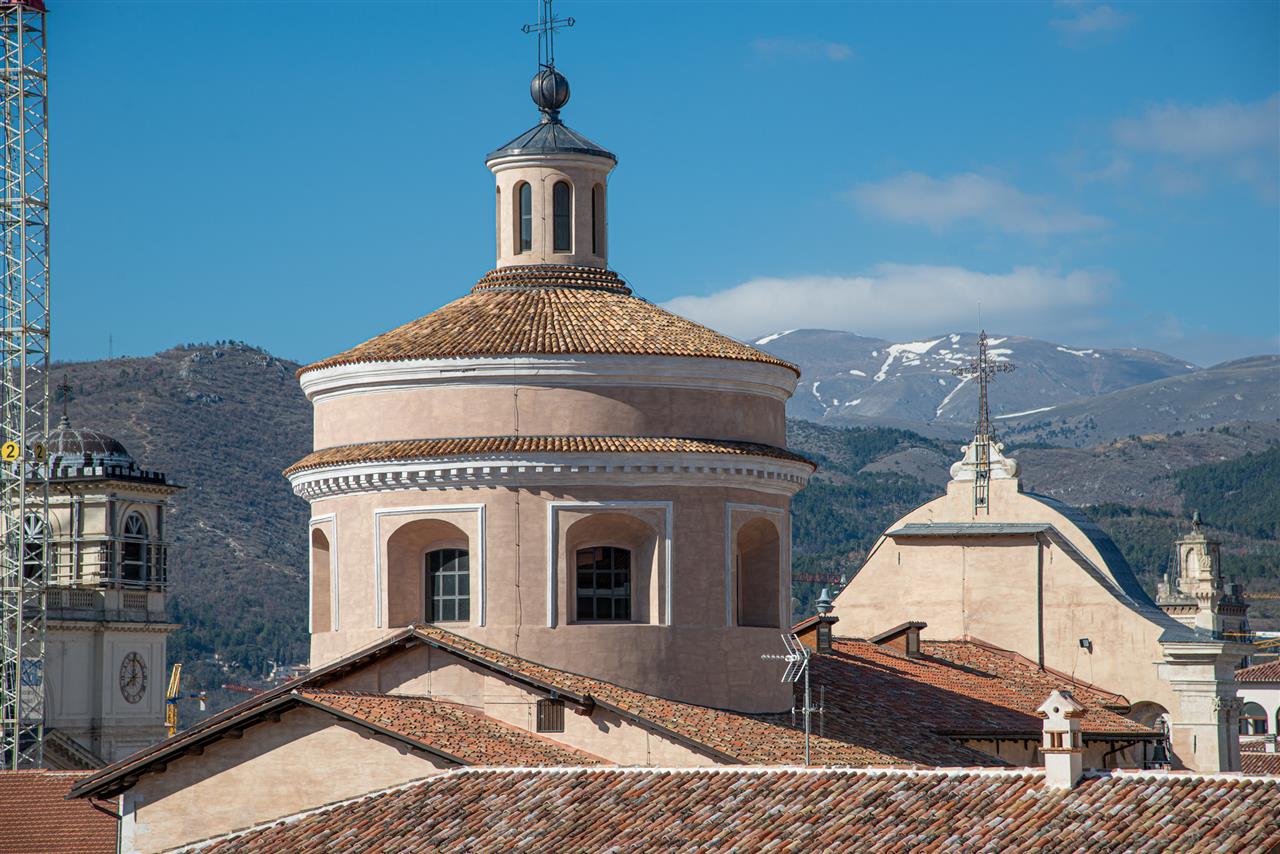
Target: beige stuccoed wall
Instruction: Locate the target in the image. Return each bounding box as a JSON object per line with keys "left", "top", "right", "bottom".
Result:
{"left": 308, "top": 481, "right": 794, "bottom": 713}
{"left": 120, "top": 706, "right": 448, "bottom": 854}
{"left": 332, "top": 644, "right": 721, "bottom": 767}
{"left": 490, "top": 155, "right": 613, "bottom": 268}
{"left": 312, "top": 383, "right": 787, "bottom": 449}
{"left": 832, "top": 478, "right": 1178, "bottom": 714}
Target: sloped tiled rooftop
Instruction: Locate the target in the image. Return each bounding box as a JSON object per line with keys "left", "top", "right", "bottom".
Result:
{"left": 1237, "top": 659, "right": 1280, "bottom": 682}
{"left": 299, "top": 266, "right": 796, "bottom": 375}
{"left": 0, "top": 771, "right": 116, "bottom": 854}
{"left": 299, "top": 690, "right": 603, "bottom": 766}
{"left": 200, "top": 766, "right": 1280, "bottom": 853}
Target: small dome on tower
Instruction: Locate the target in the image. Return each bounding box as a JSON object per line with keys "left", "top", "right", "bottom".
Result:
{"left": 531, "top": 68, "right": 570, "bottom": 114}
{"left": 46, "top": 417, "right": 134, "bottom": 466}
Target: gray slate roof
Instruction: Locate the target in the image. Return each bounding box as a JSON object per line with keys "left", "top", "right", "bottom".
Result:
{"left": 486, "top": 118, "right": 616, "bottom": 163}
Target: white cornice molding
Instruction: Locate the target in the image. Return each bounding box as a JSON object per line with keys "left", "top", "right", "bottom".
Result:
{"left": 300, "top": 354, "right": 799, "bottom": 404}
{"left": 288, "top": 452, "right": 812, "bottom": 500}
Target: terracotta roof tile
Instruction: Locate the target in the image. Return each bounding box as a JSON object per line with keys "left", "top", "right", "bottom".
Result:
{"left": 299, "top": 267, "right": 797, "bottom": 375}
{"left": 0, "top": 771, "right": 116, "bottom": 854}
{"left": 283, "top": 435, "right": 814, "bottom": 476}
{"left": 1241, "top": 742, "right": 1280, "bottom": 775}
{"left": 408, "top": 625, "right": 996, "bottom": 767}
{"left": 200, "top": 767, "right": 1280, "bottom": 853}
{"left": 1237, "top": 660, "right": 1280, "bottom": 682}
{"left": 749, "top": 638, "right": 1152, "bottom": 761}
{"left": 298, "top": 690, "right": 604, "bottom": 766}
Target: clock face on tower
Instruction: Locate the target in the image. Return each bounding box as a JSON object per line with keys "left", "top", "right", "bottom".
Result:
{"left": 119, "top": 651, "right": 147, "bottom": 704}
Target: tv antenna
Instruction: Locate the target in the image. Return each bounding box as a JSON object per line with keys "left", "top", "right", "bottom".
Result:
{"left": 761, "top": 633, "right": 823, "bottom": 765}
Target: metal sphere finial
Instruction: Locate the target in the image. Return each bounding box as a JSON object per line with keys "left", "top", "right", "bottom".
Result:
{"left": 531, "top": 68, "right": 570, "bottom": 119}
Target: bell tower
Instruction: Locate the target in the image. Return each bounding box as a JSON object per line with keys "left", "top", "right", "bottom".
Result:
{"left": 1157, "top": 511, "right": 1250, "bottom": 642}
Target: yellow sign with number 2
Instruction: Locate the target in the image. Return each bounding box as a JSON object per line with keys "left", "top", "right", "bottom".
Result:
{"left": 0, "top": 441, "right": 18, "bottom": 462}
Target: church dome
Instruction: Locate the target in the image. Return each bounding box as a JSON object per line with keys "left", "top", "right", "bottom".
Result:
{"left": 300, "top": 265, "right": 796, "bottom": 376}
{"left": 45, "top": 416, "right": 134, "bottom": 466}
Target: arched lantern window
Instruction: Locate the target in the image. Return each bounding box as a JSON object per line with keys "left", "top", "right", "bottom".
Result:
{"left": 516, "top": 182, "right": 532, "bottom": 253}
{"left": 553, "top": 180, "right": 572, "bottom": 252}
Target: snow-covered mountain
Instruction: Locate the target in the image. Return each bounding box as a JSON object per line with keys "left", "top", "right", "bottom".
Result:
{"left": 753, "top": 329, "right": 1198, "bottom": 431}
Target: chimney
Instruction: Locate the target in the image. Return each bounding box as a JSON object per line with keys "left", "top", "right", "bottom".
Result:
{"left": 793, "top": 590, "right": 839, "bottom": 654}
{"left": 1266, "top": 734, "right": 1277, "bottom": 754}
{"left": 1038, "top": 690, "right": 1086, "bottom": 789}
{"left": 869, "top": 621, "right": 927, "bottom": 659}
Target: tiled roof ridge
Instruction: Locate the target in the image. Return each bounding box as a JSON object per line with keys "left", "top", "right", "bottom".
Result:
{"left": 1237, "top": 659, "right": 1280, "bottom": 681}
{"left": 470, "top": 264, "right": 632, "bottom": 295}
{"left": 284, "top": 435, "right": 816, "bottom": 477}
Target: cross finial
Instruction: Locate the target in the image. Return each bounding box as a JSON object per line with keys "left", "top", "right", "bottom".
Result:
{"left": 55, "top": 374, "right": 71, "bottom": 426}
{"left": 952, "top": 330, "right": 1016, "bottom": 439}
{"left": 522, "top": 0, "right": 574, "bottom": 71}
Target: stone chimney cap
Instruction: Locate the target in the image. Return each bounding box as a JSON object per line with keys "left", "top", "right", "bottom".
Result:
{"left": 1037, "top": 689, "right": 1086, "bottom": 720}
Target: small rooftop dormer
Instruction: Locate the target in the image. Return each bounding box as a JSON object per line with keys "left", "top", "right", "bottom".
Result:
{"left": 486, "top": 10, "right": 616, "bottom": 270}
{"left": 869, "top": 621, "right": 927, "bottom": 659}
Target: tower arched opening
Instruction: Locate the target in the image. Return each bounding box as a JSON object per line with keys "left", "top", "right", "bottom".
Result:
{"left": 310, "top": 528, "right": 332, "bottom": 633}
{"left": 121, "top": 512, "right": 149, "bottom": 584}
{"left": 736, "top": 518, "right": 780, "bottom": 628}
{"left": 565, "top": 512, "right": 658, "bottom": 624}
{"left": 386, "top": 518, "right": 470, "bottom": 627}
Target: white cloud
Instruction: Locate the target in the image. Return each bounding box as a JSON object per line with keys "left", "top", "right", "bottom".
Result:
{"left": 751, "top": 38, "right": 853, "bottom": 62}
{"left": 663, "top": 264, "right": 1110, "bottom": 342}
{"left": 1051, "top": 3, "right": 1133, "bottom": 34}
{"left": 851, "top": 172, "right": 1106, "bottom": 235}
{"left": 1114, "top": 94, "right": 1279, "bottom": 159}
{"left": 1111, "top": 94, "right": 1279, "bottom": 199}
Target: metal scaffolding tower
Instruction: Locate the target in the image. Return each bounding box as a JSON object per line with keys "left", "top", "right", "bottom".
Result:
{"left": 0, "top": 0, "right": 48, "bottom": 770}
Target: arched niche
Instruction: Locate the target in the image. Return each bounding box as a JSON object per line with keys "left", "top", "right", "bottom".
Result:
{"left": 564, "top": 512, "right": 658, "bottom": 624}
{"left": 387, "top": 518, "right": 470, "bottom": 627}
{"left": 736, "top": 517, "right": 781, "bottom": 628}
{"left": 310, "top": 528, "right": 332, "bottom": 632}
{"left": 1129, "top": 701, "right": 1171, "bottom": 729}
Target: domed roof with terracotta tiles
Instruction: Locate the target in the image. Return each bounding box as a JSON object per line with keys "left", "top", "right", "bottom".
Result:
{"left": 300, "top": 265, "right": 796, "bottom": 376}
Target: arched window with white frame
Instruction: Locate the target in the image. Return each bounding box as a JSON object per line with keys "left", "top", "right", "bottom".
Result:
{"left": 121, "top": 512, "right": 149, "bottom": 584}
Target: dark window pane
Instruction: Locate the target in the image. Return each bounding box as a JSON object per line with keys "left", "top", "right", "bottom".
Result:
{"left": 426, "top": 548, "right": 470, "bottom": 623}
{"left": 519, "top": 183, "right": 532, "bottom": 252}
{"left": 574, "top": 546, "right": 632, "bottom": 622}
{"left": 553, "top": 181, "right": 571, "bottom": 252}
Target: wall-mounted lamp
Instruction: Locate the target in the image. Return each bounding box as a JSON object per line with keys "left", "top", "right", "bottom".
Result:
{"left": 1078, "top": 638, "right": 1093, "bottom": 654}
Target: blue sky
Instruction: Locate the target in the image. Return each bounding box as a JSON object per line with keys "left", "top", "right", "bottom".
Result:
{"left": 55, "top": 0, "right": 1277, "bottom": 366}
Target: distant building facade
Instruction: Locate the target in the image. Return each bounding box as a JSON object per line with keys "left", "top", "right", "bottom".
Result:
{"left": 830, "top": 434, "right": 1252, "bottom": 773}
{"left": 40, "top": 415, "right": 180, "bottom": 767}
